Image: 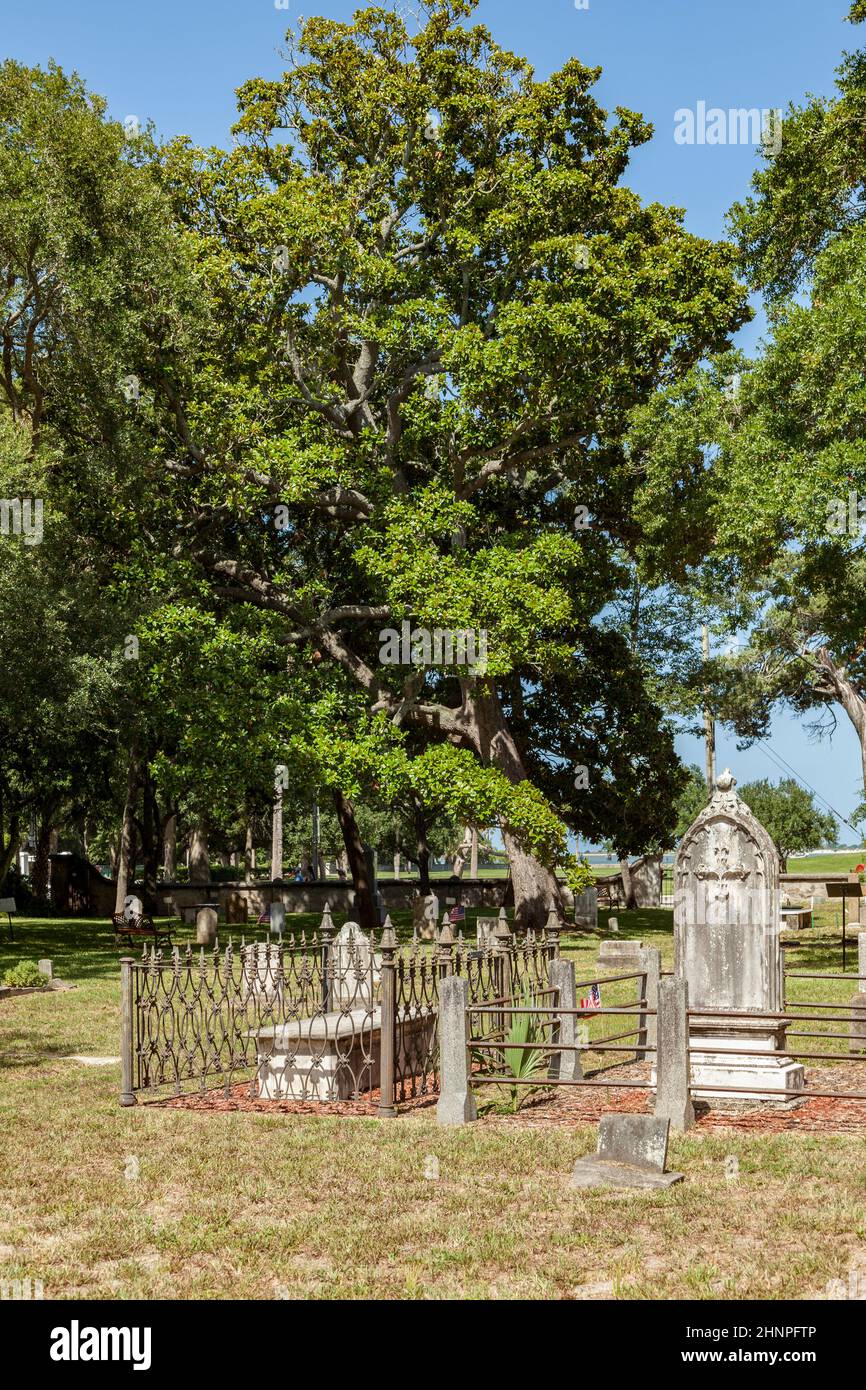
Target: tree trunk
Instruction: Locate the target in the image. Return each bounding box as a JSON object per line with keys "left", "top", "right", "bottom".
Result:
{"left": 115, "top": 744, "right": 141, "bottom": 914}
{"left": 619, "top": 857, "right": 637, "bottom": 911}
{"left": 244, "top": 824, "right": 255, "bottom": 882}
{"left": 412, "top": 797, "right": 432, "bottom": 894}
{"left": 31, "top": 818, "right": 54, "bottom": 903}
{"left": 459, "top": 687, "right": 562, "bottom": 928}
{"left": 451, "top": 826, "right": 472, "bottom": 878}
{"left": 470, "top": 826, "right": 479, "bottom": 879}
{"left": 333, "top": 788, "right": 377, "bottom": 932}
{"left": 0, "top": 812, "right": 21, "bottom": 893}
{"left": 141, "top": 774, "right": 161, "bottom": 899}
{"left": 163, "top": 814, "right": 177, "bottom": 879}
{"left": 817, "top": 647, "right": 866, "bottom": 794}
{"left": 188, "top": 826, "right": 210, "bottom": 883}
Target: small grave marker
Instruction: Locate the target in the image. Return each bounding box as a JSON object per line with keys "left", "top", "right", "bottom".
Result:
{"left": 569, "top": 1116, "right": 683, "bottom": 1190}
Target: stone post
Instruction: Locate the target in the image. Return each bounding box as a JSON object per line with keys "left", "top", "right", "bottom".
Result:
{"left": 849, "top": 929, "right": 866, "bottom": 1056}
{"left": 120, "top": 958, "right": 137, "bottom": 1107}
{"left": 378, "top": 919, "right": 398, "bottom": 1119}
{"left": 655, "top": 976, "right": 694, "bottom": 1132}
{"left": 320, "top": 901, "right": 334, "bottom": 1013}
{"left": 436, "top": 975, "right": 477, "bottom": 1126}
{"left": 636, "top": 946, "right": 661, "bottom": 1061}
{"left": 547, "top": 957, "right": 581, "bottom": 1081}
{"left": 437, "top": 915, "right": 454, "bottom": 978}
{"left": 493, "top": 912, "right": 513, "bottom": 1039}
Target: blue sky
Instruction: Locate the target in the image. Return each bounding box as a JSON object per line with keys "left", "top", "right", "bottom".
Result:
{"left": 3, "top": 0, "right": 863, "bottom": 836}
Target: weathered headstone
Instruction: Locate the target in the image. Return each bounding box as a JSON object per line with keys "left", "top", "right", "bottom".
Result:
{"left": 195, "top": 905, "right": 218, "bottom": 946}
{"left": 597, "top": 938, "right": 644, "bottom": 970}
{"left": 674, "top": 769, "right": 804, "bottom": 1101}
{"left": 331, "top": 922, "right": 380, "bottom": 1008}
{"left": 225, "top": 891, "right": 248, "bottom": 925}
{"left": 570, "top": 1116, "right": 683, "bottom": 1190}
{"left": 269, "top": 902, "right": 285, "bottom": 936}
{"left": 38, "top": 959, "right": 53, "bottom": 981}
{"left": 573, "top": 886, "right": 598, "bottom": 930}
{"left": 476, "top": 916, "right": 498, "bottom": 950}
{"left": 412, "top": 891, "right": 439, "bottom": 941}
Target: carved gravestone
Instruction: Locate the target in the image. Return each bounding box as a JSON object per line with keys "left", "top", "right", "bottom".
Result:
{"left": 675, "top": 767, "right": 800, "bottom": 1100}
{"left": 674, "top": 769, "right": 804, "bottom": 1101}
{"left": 330, "top": 922, "right": 380, "bottom": 1009}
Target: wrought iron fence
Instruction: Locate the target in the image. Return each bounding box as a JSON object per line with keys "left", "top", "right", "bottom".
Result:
{"left": 120, "top": 908, "right": 558, "bottom": 1112}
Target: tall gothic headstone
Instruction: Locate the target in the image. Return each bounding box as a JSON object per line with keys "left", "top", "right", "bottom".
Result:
{"left": 674, "top": 769, "right": 804, "bottom": 1100}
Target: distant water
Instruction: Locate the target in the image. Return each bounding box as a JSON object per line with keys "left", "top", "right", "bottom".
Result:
{"left": 584, "top": 851, "right": 675, "bottom": 866}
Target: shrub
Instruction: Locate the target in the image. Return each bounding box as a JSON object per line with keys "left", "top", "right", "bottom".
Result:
{"left": 3, "top": 960, "right": 47, "bottom": 989}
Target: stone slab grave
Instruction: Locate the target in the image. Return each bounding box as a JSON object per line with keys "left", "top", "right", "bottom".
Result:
{"left": 597, "top": 938, "right": 644, "bottom": 970}
{"left": 673, "top": 769, "right": 804, "bottom": 1102}
{"left": 570, "top": 1116, "right": 683, "bottom": 1191}
{"left": 255, "top": 921, "right": 432, "bottom": 1101}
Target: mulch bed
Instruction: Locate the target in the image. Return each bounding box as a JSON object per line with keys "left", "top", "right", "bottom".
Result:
{"left": 484, "top": 1061, "right": 866, "bottom": 1135}
{"left": 153, "top": 1081, "right": 437, "bottom": 1118}
{"left": 150, "top": 1062, "right": 866, "bottom": 1134}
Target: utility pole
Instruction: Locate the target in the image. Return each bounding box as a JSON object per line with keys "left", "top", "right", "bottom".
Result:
{"left": 702, "top": 624, "right": 716, "bottom": 793}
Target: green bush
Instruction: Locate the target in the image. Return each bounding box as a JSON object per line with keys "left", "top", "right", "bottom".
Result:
{"left": 3, "top": 960, "right": 47, "bottom": 989}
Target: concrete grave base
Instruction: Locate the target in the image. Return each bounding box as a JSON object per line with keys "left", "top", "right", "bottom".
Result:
{"left": 256, "top": 1007, "right": 434, "bottom": 1102}
{"left": 570, "top": 1157, "right": 684, "bottom": 1190}
{"left": 686, "top": 1016, "right": 805, "bottom": 1102}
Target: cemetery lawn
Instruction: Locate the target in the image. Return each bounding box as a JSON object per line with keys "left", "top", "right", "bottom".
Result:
{"left": 2, "top": 914, "right": 866, "bottom": 1301}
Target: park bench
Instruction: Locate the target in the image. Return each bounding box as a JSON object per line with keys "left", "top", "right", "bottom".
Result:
{"left": 111, "top": 911, "right": 172, "bottom": 951}
{"left": 0, "top": 897, "right": 15, "bottom": 941}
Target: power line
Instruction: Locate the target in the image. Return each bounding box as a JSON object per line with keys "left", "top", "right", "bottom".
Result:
{"left": 753, "top": 736, "right": 862, "bottom": 838}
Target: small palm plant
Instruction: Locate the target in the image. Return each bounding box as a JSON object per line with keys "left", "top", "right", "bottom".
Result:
{"left": 501, "top": 985, "right": 550, "bottom": 1112}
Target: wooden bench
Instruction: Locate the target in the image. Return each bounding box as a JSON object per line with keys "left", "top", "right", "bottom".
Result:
{"left": 0, "top": 897, "right": 15, "bottom": 941}
{"left": 111, "top": 912, "right": 172, "bottom": 951}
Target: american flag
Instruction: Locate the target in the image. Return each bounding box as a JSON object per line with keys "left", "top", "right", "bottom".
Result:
{"left": 580, "top": 983, "right": 601, "bottom": 1010}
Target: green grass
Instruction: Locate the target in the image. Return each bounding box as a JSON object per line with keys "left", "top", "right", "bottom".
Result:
{"left": 787, "top": 851, "right": 866, "bottom": 875}
{"left": 1, "top": 910, "right": 865, "bottom": 1300}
